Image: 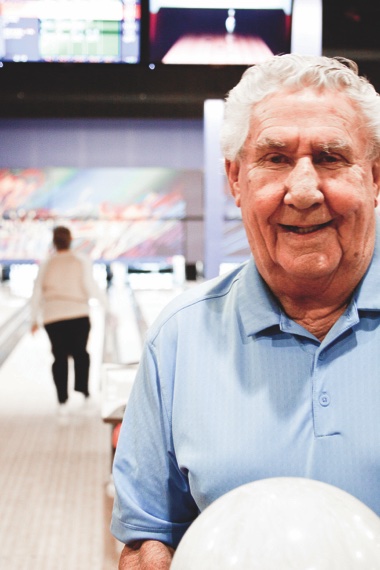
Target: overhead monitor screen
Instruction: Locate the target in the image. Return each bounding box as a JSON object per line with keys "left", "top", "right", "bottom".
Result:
{"left": 0, "top": 0, "right": 141, "bottom": 63}
{"left": 149, "top": 0, "right": 292, "bottom": 65}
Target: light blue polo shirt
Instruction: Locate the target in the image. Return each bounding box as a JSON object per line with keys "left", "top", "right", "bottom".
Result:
{"left": 111, "top": 238, "right": 380, "bottom": 548}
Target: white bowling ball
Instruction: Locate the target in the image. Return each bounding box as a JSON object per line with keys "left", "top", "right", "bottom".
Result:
{"left": 171, "top": 477, "right": 380, "bottom": 569}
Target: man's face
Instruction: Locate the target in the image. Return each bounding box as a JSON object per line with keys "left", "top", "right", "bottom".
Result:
{"left": 226, "top": 89, "right": 380, "bottom": 292}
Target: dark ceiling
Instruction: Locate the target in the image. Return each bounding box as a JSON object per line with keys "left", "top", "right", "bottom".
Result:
{"left": 0, "top": 0, "right": 379, "bottom": 119}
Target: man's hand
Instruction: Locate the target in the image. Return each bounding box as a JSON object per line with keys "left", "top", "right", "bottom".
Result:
{"left": 119, "top": 540, "right": 174, "bottom": 569}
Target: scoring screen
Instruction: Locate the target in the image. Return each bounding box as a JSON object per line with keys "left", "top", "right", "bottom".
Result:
{"left": 0, "top": 0, "right": 141, "bottom": 63}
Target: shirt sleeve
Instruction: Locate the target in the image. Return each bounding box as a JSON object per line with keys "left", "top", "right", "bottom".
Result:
{"left": 110, "top": 337, "right": 199, "bottom": 548}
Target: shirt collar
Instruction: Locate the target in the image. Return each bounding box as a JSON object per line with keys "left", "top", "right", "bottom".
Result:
{"left": 354, "top": 225, "right": 380, "bottom": 311}
{"left": 237, "top": 258, "right": 282, "bottom": 337}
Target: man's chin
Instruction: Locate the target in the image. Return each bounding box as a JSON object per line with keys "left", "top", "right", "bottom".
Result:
{"left": 278, "top": 254, "right": 339, "bottom": 283}
{"left": 289, "top": 248, "right": 337, "bottom": 267}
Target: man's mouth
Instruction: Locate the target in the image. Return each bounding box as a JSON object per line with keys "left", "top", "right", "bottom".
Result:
{"left": 280, "top": 221, "right": 332, "bottom": 234}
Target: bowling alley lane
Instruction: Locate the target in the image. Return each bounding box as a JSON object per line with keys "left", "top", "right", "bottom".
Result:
{"left": 0, "top": 266, "right": 184, "bottom": 570}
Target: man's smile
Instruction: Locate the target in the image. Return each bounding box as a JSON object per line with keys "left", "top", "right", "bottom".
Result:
{"left": 279, "top": 221, "right": 332, "bottom": 234}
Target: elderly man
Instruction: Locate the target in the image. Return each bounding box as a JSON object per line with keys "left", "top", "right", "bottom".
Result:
{"left": 111, "top": 54, "right": 380, "bottom": 568}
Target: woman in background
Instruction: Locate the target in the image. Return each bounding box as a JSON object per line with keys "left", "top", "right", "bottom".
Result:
{"left": 30, "top": 226, "right": 107, "bottom": 414}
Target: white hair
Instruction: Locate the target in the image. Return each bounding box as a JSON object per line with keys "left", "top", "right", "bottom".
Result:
{"left": 220, "top": 54, "right": 380, "bottom": 161}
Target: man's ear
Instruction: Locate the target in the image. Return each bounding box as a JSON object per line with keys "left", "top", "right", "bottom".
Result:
{"left": 225, "top": 159, "right": 241, "bottom": 207}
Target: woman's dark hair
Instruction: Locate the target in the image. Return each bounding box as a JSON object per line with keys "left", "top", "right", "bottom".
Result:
{"left": 53, "top": 226, "right": 72, "bottom": 251}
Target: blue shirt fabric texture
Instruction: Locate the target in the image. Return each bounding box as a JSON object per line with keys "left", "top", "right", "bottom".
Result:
{"left": 111, "top": 238, "right": 380, "bottom": 548}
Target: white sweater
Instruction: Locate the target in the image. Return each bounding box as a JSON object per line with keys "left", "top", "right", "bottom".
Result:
{"left": 30, "top": 250, "right": 107, "bottom": 326}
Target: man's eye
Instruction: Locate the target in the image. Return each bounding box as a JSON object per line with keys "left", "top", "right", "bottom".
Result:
{"left": 265, "top": 154, "right": 288, "bottom": 164}
{"left": 316, "top": 153, "right": 340, "bottom": 164}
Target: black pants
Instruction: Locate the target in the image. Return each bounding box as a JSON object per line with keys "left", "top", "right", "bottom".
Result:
{"left": 45, "top": 316, "right": 91, "bottom": 404}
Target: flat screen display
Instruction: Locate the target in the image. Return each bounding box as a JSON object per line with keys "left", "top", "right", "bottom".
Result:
{"left": 0, "top": 0, "right": 141, "bottom": 63}
{"left": 149, "top": 0, "right": 292, "bottom": 65}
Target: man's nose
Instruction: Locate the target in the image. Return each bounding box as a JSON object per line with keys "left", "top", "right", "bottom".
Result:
{"left": 283, "top": 158, "right": 324, "bottom": 209}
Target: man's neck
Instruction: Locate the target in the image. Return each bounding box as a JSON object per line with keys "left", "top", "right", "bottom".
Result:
{"left": 265, "top": 271, "right": 360, "bottom": 341}
{"left": 277, "top": 294, "right": 350, "bottom": 341}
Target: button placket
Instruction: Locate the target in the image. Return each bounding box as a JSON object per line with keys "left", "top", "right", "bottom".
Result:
{"left": 319, "top": 392, "right": 330, "bottom": 407}
{"left": 312, "top": 349, "right": 339, "bottom": 437}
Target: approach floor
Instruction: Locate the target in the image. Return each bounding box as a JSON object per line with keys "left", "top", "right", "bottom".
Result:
{"left": 0, "top": 271, "right": 183, "bottom": 570}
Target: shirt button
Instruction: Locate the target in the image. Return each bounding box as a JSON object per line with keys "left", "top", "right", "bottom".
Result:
{"left": 319, "top": 392, "right": 330, "bottom": 407}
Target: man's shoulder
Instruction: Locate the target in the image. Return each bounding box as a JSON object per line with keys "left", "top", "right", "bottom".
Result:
{"left": 148, "top": 261, "right": 249, "bottom": 336}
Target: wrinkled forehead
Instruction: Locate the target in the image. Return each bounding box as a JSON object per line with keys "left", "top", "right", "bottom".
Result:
{"left": 244, "top": 88, "right": 373, "bottom": 158}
